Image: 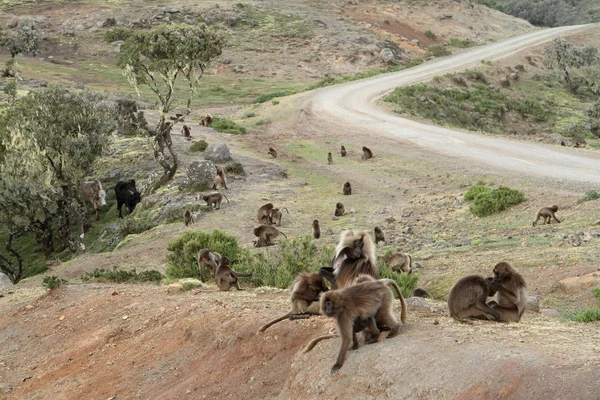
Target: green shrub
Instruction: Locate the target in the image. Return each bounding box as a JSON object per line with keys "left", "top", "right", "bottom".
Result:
{"left": 82, "top": 267, "right": 164, "bottom": 283}
{"left": 427, "top": 45, "right": 451, "bottom": 57}
{"left": 467, "top": 185, "right": 524, "bottom": 217}
{"left": 119, "top": 211, "right": 157, "bottom": 235}
{"left": 379, "top": 268, "right": 419, "bottom": 299}
{"left": 190, "top": 140, "right": 208, "bottom": 152}
{"left": 271, "top": 100, "right": 280, "bottom": 105}
{"left": 464, "top": 184, "right": 491, "bottom": 201}
{"left": 464, "top": 70, "right": 488, "bottom": 84}
{"left": 211, "top": 118, "right": 247, "bottom": 135}
{"left": 424, "top": 30, "right": 437, "bottom": 40}
{"left": 245, "top": 112, "right": 256, "bottom": 118}
{"left": 254, "top": 91, "right": 289, "bottom": 104}
{"left": 577, "top": 190, "right": 600, "bottom": 203}
{"left": 449, "top": 38, "right": 473, "bottom": 48}
{"left": 43, "top": 275, "right": 66, "bottom": 290}
{"left": 224, "top": 161, "right": 245, "bottom": 176}
{"left": 104, "top": 28, "right": 132, "bottom": 43}
{"left": 574, "top": 287, "right": 600, "bottom": 322}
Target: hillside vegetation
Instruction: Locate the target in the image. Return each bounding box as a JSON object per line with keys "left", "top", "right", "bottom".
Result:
{"left": 481, "top": 0, "right": 600, "bottom": 27}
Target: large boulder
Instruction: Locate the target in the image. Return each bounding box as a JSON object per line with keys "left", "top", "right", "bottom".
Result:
{"left": 0, "top": 273, "right": 13, "bottom": 290}
{"left": 187, "top": 160, "right": 216, "bottom": 190}
{"left": 203, "top": 144, "right": 231, "bottom": 163}
{"left": 559, "top": 272, "right": 600, "bottom": 294}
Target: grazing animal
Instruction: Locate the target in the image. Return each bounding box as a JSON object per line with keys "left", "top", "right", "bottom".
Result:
{"left": 253, "top": 225, "right": 287, "bottom": 247}
{"left": 258, "top": 273, "right": 329, "bottom": 332}
{"left": 489, "top": 262, "right": 527, "bottom": 323}
{"left": 387, "top": 253, "right": 413, "bottom": 274}
{"left": 312, "top": 220, "right": 321, "bottom": 239}
{"left": 200, "top": 114, "right": 213, "bottom": 127}
{"left": 327, "top": 152, "right": 333, "bottom": 165}
{"left": 115, "top": 179, "right": 141, "bottom": 219}
{"left": 448, "top": 275, "right": 499, "bottom": 324}
{"left": 320, "top": 276, "right": 400, "bottom": 374}
{"left": 342, "top": 182, "right": 352, "bottom": 195}
{"left": 269, "top": 207, "right": 289, "bottom": 226}
{"left": 202, "top": 192, "right": 229, "bottom": 209}
{"left": 374, "top": 226, "right": 385, "bottom": 244}
{"left": 215, "top": 256, "right": 253, "bottom": 291}
{"left": 80, "top": 180, "right": 107, "bottom": 220}
{"left": 335, "top": 202, "right": 345, "bottom": 217}
{"left": 213, "top": 166, "right": 228, "bottom": 190}
{"left": 340, "top": 146, "right": 347, "bottom": 157}
{"left": 184, "top": 210, "right": 195, "bottom": 226}
{"left": 197, "top": 249, "right": 221, "bottom": 282}
{"left": 361, "top": 146, "right": 373, "bottom": 160}
{"left": 268, "top": 147, "right": 277, "bottom": 158}
{"left": 181, "top": 124, "right": 191, "bottom": 138}
{"left": 257, "top": 203, "right": 274, "bottom": 224}
{"left": 532, "top": 205, "right": 560, "bottom": 226}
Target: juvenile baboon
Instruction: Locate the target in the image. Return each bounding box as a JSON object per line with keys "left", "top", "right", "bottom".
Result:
{"left": 197, "top": 249, "right": 222, "bottom": 282}
{"left": 213, "top": 166, "right": 228, "bottom": 190}
{"left": 253, "top": 225, "right": 288, "bottom": 247}
{"left": 532, "top": 205, "right": 560, "bottom": 226}
{"left": 215, "top": 256, "right": 253, "bottom": 291}
{"left": 340, "top": 145, "right": 347, "bottom": 157}
{"left": 387, "top": 253, "right": 413, "bottom": 274}
{"left": 269, "top": 207, "right": 289, "bottom": 226}
{"left": 268, "top": 147, "right": 277, "bottom": 158}
{"left": 320, "top": 277, "right": 400, "bottom": 373}
{"left": 361, "top": 146, "right": 373, "bottom": 160}
{"left": 327, "top": 152, "right": 333, "bottom": 165}
{"left": 312, "top": 219, "right": 321, "bottom": 239}
{"left": 184, "top": 210, "right": 195, "bottom": 226}
{"left": 342, "top": 182, "right": 352, "bottom": 195}
{"left": 374, "top": 226, "right": 385, "bottom": 244}
{"left": 335, "top": 202, "right": 345, "bottom": 217}
{"left": 411, "top": 288, "right": 431, "bottom": 298}
{"left": 319, "top": 230, "right": 378, "bottom": 290}
{"left": 257, "top": 203, "right": 274, "bottom": 224}
{"left": 200, "top": 114, "right": 213, "bottom": 127}
{"left": 181, "top": 124, "right": 191, "bottom": 138}
{"left": 448, "top": 275, "right": 500, "bottom": 324}
{"left": 202, "top": 192, "right": 229, "bottom": 210}
{"left": 258, "top": 272, "right": 329, "bottom": 332}
{"left": 489, "top": 262, "right": 527, "bottom": 323}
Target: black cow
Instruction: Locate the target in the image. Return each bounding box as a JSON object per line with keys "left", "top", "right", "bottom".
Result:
{"left": 115, "top": 179, "right": 141, "bottom": 218}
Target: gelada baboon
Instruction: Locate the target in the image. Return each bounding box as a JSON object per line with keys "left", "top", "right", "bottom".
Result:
{"left": 335, "top": 202, "right": 345, "bottom": 217}
{"left": 312, "top": 219, "right": 321, "bottom": 239}
{"left": 387, "top": 253, "right": 413, "bottom": 274}
{"left": 411, "top": 288, "right": 431, "bottom": 298}
{"left": 269, "top": 207, "right": 289, "bottom": 226}
{"left": 354, "top": 274, "right": 406, "bottom": 324}
{"left": 532, "top": 205, "right": 560, "bottom": 226}
{"left": 253, "top": 224, "right": 287, "bottom": 247}
{"left": 374, "top": 226, "right": 385, "bottom": 244}
{"left": 184, "top": 210, "right": 195, "bottom": 226}
{"left": 215, "top": 256, "right": 253, "bottom": 291}
{"left": 258, "top": 272, "right": 329, "bottom": 332}
{"left": 489, "top": 262, "right": 527, "bottom": 323}
{"left": 268, "top": 147, "right": 277, "bottom": 158}
{"left": 320, "top": 276, "right": 400, "bottom": 373}
{"left": 340, "top": 145, "right": 347, "bottom": 157}
{"left": 342, "top": 182, "right": 352, "bottom": 195}
{"left": 200, "top": 114, "right": 213, "bottom": 127}
{"left": 213, "top": 166, "right": 228, "bottom": 190}
{"left": 319, "top": 230, "right": 378, "bottom": 290}
{"left": 361, "top": 146, "right": 373, "bottom": 160}
{"left": 257, "top": 203, "right": 274, "bottom": 224}
{"left": 202, "top": 192, "right": 229, "bottom": 210}
{"left": 197, "top": 249, "right": 221, "bottom": 282}
{"left": 181, "top": 124, "right": 191, "bottom": 138}
{"left": 448, "top": 275, "right": 500, "bottom": 324}
{"left": 327, "top": 152, "right": 333, "bottom": 165}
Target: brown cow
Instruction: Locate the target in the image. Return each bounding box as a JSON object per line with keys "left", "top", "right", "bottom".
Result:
{"left": 80, "top": 180, "right": 107, "bottom": 220}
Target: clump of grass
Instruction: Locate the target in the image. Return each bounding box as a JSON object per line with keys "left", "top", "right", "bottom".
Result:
{"left": 449, "top": 38, "right": 473, "bottom": 48}
{"left": 190, "top": 140, "right": 208, "bottom": 152}
{"left": 104, "top": 27, "right": 132, "bottom": 43}
{"left": 424, "top": 30, "right": 437, "bottom": 40}
{"left": 119, "top": 211, "right": 157, "bottom": 235}
{"left": 211, "top": 118, "right": 247, "bottom": 135}
{"left": 245, "top": 112, "right": 256, "bottom": 118}
{"left": 379, "top": 267, "right": 419, "bottom": 299}
{"left": 464, "top": 184, "right": 525, "bottom": 217}
{"left": 271, "top": 100, "right": 279, "bottom": 105}
{"left": 82, "top": 267, "right": 164, "bottom": 283}
{"left": 254, "top": 91, "right": 290, "bottom": 104}
{"left": 43, "top": 276, "right": 66, "bottom": 290}
{"left": 224, "top": 161, "right": 245, "bottom": 176}
{"left": 577, "top": 190, "right": 600, "bottom": 204}
{"left": 427, "top": 45, "right": 451, "bottom": 57}
{"left": 573, "top": 287, "right": 600, "bottom": 322}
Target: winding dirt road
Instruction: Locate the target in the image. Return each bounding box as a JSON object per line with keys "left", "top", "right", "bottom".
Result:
{"left": 307, "top": 24, "right": 600, "bottom": 184}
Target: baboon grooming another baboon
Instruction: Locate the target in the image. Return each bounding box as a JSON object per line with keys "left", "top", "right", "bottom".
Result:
{"left": 215, "top": 256, "right": 253, "bottom": 291}
{"left": 184, "top": 210, "right": 195, "bottom": 226}
{"left": 253, "top": 225, "right": 287, "bottom": 247}
{"left": 340, "top": 146, "right": 347, "bottom": 157}
{"left": 489, "top": 262, "right": 527, "bottom": 323}
{"left": 374, "top": 227, "right": 385, "bottom": 244}
{"left": 532, "top": 205, "right": 560, "bottom": 226}
{"left": 268, "top": 147, "right": 277, "bottom": 158}
{"left": 257, "top": 203, "right": 274, "bottom": 224}
{"left": 202, "top": 192, "right": 229, "bottom": 210}
{"left": 327, "top": 152, "right": 333, "bottom": 165}
{"left": 181, "top": 124, "right": 191, "bottom": 138}
{"left": 320, "top": 275, "right": 400, "bottom": 373}
{"left": 319, "top": 230, "right": 378, "bottom": 289}
{"left": 361, "top": 146, "right": 373, "bottom": 160}
{"left": 197, "top": 249, "right": 221, "bottom": 282}
{"left": 387, "top": 253, "right": 413, "bottom": 274}
{"left": 258, "top": 273, "right": 329, "bottom": 332}
{"left": 342, "top": 182, "right": 352, "bottom": 195}
{"left": 269, "top": 207, "right": 289, "bottom": 226}
{"left": 312, "top": 220, "right": 321, "bottom": 239}
{"left": 448, "top": 275, "right": 500, "bottom": 324}
{"left": 335, "top": 202, "right": 345, "bottom": 217}
{"left": 213, "top": 166, "right": 228, "bottom": 190}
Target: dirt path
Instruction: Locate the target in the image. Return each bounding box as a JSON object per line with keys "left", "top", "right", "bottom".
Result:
{"left": 305, "top": 24, "right": 600, "bottom": 184}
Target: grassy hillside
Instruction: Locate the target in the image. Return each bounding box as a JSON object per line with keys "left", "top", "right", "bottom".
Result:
{"left": 480, "top": 0, "right": 600, "bottom": 26}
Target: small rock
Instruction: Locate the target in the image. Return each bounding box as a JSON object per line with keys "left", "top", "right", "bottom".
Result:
{"left": 540, "top": 308, "right": 561, "bottom": 318}
{"left": 526, "top": 295, "right": 540, "bottom": 312}
{"left": 420, "top": 254, "right": 433, "bottom": 261}
{"left": 406, "top": 297, "right": 430, "bottom": 312}
{"left": 111, "top": 290, "right": 118, "bottom": 296}
{"left": 222, "top": 57, "right": 232, "bottom": 65}
{"left": 433, "top": 320, "right": 439, "bottom": 325}
{"left": 25, "top": 304, "right": 34, "bottom": 310}
{"left": 403, "top": 226, "right": 413, "bottom": 235}
{"left": 122, "top": 315, "right": 128, "bottom": 320}
{"left": 411, "top": 39, "right": 420, "bottom": 46}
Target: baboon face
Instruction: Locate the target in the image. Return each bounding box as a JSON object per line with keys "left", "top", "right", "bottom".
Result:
{"left": 202, "top": 195, "right": 209, "bottom": 202}
{"left": 219, "top": 256, "right": 230, "bottom": 268}
{"left": 336, "top": 203, "right": 342, "bottom": 208}
{"left": 550, "top": 205, "right": 559, "bottom": 212}
{"left": 347, "top": 238, "right": 364, "bottom": 259}
{"left": 253, "top": 228, "right": 260, "bottom": 236}
{"left": 493, "top": 262, "right": 512, "bottom": 281}
{"left": 322, "top": 297, "right": 339, "bottom": 317}
{"left": 310, "top": 275, "right": 328, "bottom": 294}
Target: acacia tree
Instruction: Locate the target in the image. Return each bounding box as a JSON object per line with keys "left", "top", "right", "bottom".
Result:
{"left": 117, "top": 24, "right": 224, "bottom": 190}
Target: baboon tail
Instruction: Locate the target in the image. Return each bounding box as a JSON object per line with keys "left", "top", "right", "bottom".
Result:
{"left": 282, "top": 207, "right": 289, "bottom": 214}
{"left": 279, "top": 231, "right": 288, "bottom": 239}
{"left": 301, "top": 334, "right": 338, "bottom": 354}
{"left": 222, "top": 193, "right": 230, "bottom": 204}
{"left": 385, "top": 280, "right": 407, "bottom": 324}
{"left": 258, "top": 312, "right": 293, "bottom": 333}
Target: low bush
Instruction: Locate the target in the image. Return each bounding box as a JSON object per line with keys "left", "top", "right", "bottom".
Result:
{"left": 449, "top": 38, "right": 473, "bottom": 48}
{"left": 82, "top": 267, "right": 164, "bottom": 283}
{"left": 577, "top": 190, "right": 600, "bottom": 203}
{"left": 464, "top": 184, "right": 491, "bottom": 201}
{"left": 573, "top": 287, "right": 600, "bottom": 322}
{"left": 104, "top": 28, "right": 132, "bottom": 43}
{"left": 424, "top": 30, "right": 437, "bottom": 40}
{"left": 379, "top": 267, "right": 419, "bottom": 299}
{"left": 43, "top": 275, "right": 66, "bottom": 290}
{"left": 224, "top": 161, "right": 245, "bottom": 175}
{"left": 467, "top": 185, "right": 525, "bottom": 217}
{"left": 254, "top": 91, "right": 289, "bottom": 104}
{"left": 427, "top": 45, "right": 451, "bottom": 57}
{"left": 211, "top": 118, "right": 247, "bottom": 135}
{"left": 190, "top": 140, "right": 208, "bottom": 152}
{"left": 119, "top": 211, "right": 157, "bottom": 235}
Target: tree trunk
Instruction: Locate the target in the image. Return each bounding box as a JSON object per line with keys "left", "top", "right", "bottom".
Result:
{"left": 152, "top": 118, "right": 178, "bottom": 191}
{"left": 0, "top": 232, "right": 24, "bottom": 283}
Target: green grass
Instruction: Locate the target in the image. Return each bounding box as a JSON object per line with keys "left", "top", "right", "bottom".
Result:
{"left": 573, "top": 287, "right": 600, "bottom": 322}
{"left": 427, "top": 45, "right": 451, "bottom": 57}
{"left": 449, "top": 38, "right": 473, "bottom": 48}
{"left": 190, "top": 140, "right": 209, "bottom": 152}
{"left": 211, "top": 118, "right": 247, "bottom": 135}
{"left": 82, "top": 267, "right": 164, "bottom": 283}
{"left": 577, "top": 190, "right": 600, "bottom": 203}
